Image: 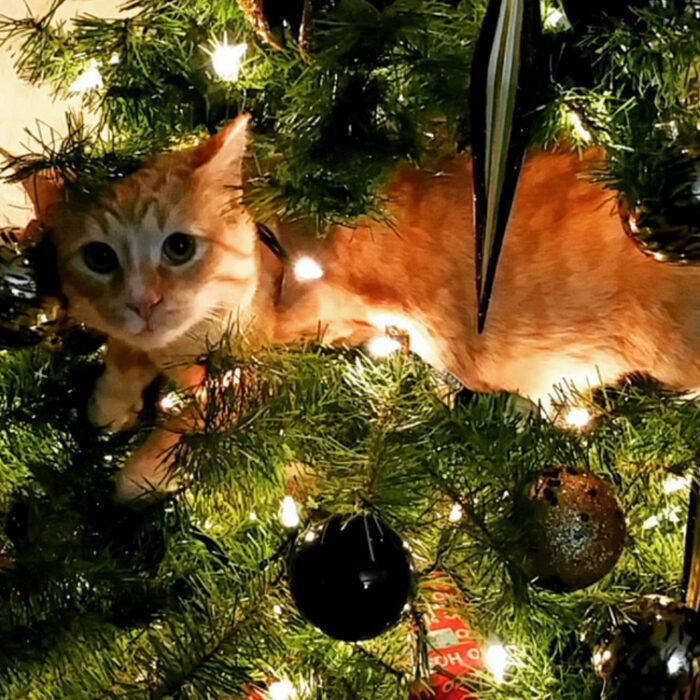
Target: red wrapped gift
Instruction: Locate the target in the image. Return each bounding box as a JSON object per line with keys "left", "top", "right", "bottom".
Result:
{"left": 412, "top": 580, "right": 483, "bottom": 700}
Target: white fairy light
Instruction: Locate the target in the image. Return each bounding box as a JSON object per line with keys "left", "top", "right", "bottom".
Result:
{"left": 642, "top": 505, "right": 682, "bottom": 530}
{"left": 544, "top": 7, "right": 563, "bottom": 26}
{"left": 159, "top": 391, "right": 183, "bottom": 414}
{"left": 664, "top": 474, "right": 691, "bottom": 494}
{"left": 279, "top": 495, "right": 300, "bottom": 529}
{"left": 368, "top": 311, "right": 434, "bottom": 360}
{"left": 304, "top": 528, "right": 319, "bottom": 543}
{"left": 293, "top": 256, "right": 324, "bottom": 281}
{"left": 249, "top": 511, "right": 258, "bottom": 521}
{"left": 268, "top": 680, "right": 297, "bottom": 700}
{"left": 68, "top": 59, "right": 104, "bottom": 94}
{"left": 563, "top": 406, "right": 593, "bottom": 429}
{"left": 367, "top": 336, "right": 402, "bottom": 358}
{"left": 642, "top": 514, "right": 661, "bottom": 530}
{"left": 272, "top": 604, "right": 283, "bottom": 615}
{"left": 544, "top": 6, "right": 570, "bottom": 30}
{"left": 666, "top": 648, "right": 687, "bottom": 676}
{"left": 109, "top": 53, "right": 120, "bottom": 65}
{"left": 483, "top": 640, "right": 508, "bottom": 683}
{"left": 211, "top": 39, "right": 248, "bottom": 82}
{"left": 666, "top": 506, "right": 682, "bottom": 523}
{"left": 566, "top": 110, "right": 592, "bottom": 142}
{"left": 592, "top": 648, "right": 612, "bottom": 671}
{"left": 448, "top": 503, "right": 464, "bottom": 522}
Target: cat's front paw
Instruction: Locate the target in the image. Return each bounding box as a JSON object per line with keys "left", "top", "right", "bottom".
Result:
{"left": 87, "top": 388, "right": 142, "bottom": 433}
{"left": 114, "top": 431, "right": 181, "bottom": 503}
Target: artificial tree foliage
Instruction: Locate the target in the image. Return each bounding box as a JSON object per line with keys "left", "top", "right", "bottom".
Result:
{"left": 0, "top": 0, "right": 699, "bottom": 697}
{"left": 0, "top": 342, "right": 697, "bottom": 698}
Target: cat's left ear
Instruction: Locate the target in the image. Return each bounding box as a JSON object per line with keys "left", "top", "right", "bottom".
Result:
{"left": 21, "top": 170, "right": 65, "bottom": 223}
{"left": 192, "top": 113, "right": 250, "bottom": 183}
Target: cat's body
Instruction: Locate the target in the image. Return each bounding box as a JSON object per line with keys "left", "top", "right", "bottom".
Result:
{"left": 25, "top": 117, "right": 700, "bottom": 499}
{"left": 269, "top": 150, "right": 700, "bottom": 399}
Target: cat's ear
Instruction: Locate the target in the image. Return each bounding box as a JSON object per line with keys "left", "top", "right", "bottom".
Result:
{"left": 192, "top": 113, "right": 250, "bottom": 183}
{"left": 22, "top": 170, "right": 65, "bottom": 222}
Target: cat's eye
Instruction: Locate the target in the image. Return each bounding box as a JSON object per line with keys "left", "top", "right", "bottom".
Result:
{"left": 82, "top": 242, "right": 119, "bottom": 274}
{"left": 163, "top": 233, "right": 196, "bottom": 265}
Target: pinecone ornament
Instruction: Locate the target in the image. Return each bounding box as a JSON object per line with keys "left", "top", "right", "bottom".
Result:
{"left": 0, "top": 227, "right": 63, "bottom": 349}
{"left": 593, "top": 595, "right": 700, "bottom": 699}
{"left": 0, "top": 226, "right": 103, "bottom": 353}
{"left": 620, "top": 155, "right": 700, "bottom": 264}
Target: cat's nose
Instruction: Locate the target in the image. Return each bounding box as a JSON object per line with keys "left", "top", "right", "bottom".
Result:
{"left": 127, "top": 296, "right": 163, "bottom": 323}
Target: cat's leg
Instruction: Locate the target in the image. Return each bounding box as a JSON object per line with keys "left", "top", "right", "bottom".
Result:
{"left": 114, "top": 365, "right": 205, "bottom": 503}
{"left": 88, "top": 340, "right": 159, "bottom": 432}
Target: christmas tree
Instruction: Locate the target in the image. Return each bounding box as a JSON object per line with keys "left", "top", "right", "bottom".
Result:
{"left": 0, "top": 0, "right": 699, "bottom": 698}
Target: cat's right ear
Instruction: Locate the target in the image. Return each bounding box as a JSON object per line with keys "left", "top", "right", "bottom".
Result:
{"left": 21, "top": 170, "right": 65, "bottom": 223}
{"left": 192, "top": 113, "right": 250, "bottom": 184}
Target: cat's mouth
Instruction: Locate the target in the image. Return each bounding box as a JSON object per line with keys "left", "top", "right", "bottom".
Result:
{"left": 123, "top": 309, "right": 192, "bottom": 348}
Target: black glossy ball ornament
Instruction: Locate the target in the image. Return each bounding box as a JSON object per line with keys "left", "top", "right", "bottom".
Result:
{"left": 593, "top": 595, "right": 700, "bottom": 699}
{"left": 288, "top": 515, "right": 414, "bottom": 641}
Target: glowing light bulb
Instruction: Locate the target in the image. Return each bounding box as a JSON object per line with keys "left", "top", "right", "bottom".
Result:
{"left": 109, "top": 53, "right": 120, "bottom": 65}
{"left": 68, "top": 60, "right": 103, "bottom": 94}
{"left": 544, "top": 7, "right": 563, "bottom": 26}
{"left": 367, "top": 336, "right": 402, "bottom": 358}
{"left": 666, "top": 648, "right": 687, "bottom": 676}
{"left": 211, "top": 39, "right": 247, "bottom": 81}
{"left": 566, "top": 110, "right": 592, "bottom": 142}
{"left": 593, "top": 648, "right": 613, "bottom": 671}
{"left": 268, "top": 680, "right": 297, "bottom": 700}
{"left": 293, "top": 256, "right": 324, "bottom": 281}
{"left": 544, "top": 6, "right": 570, "bottom": 30}
{"left": 563, "top": 406, "right": 593, "bottom": 429}
{"left": 159, "top": 391, "right": 182, "bottom": 414}
{"left": 664, "top": 474, "right": 691, "bottom": 494}
{"left": 642, "top": 514, "right": 661, "bottom": 530}
{"left": 279, "top": 495, "right": 300, "bottom": 529}
{"left": 484, "top": 641, "right": 508, "bottom": 683}
{"left": 448, "top": 503, "right": 464, "bottom": 522}
{"left": 272, "top": 604, "right": 283, "bottom": 615}
{"left": 249, "top": 511, "right": 258, "bottom": 521}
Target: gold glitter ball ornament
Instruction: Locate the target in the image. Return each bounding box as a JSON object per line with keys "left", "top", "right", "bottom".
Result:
{"left": 523, "top": 466, "right": 626, "bottom": 592}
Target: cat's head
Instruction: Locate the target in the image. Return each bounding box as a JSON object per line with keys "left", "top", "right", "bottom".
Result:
{"left": 25, "top": 115, "right": 257, "bottom": 351}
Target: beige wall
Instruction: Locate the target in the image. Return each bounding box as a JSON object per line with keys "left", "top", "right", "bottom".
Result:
{"left": 0, "top": 0, "right": 126, "bottom": 226}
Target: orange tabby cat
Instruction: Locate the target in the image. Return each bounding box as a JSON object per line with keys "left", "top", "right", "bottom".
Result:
{"left": 24, "top": 115, "right": 700, "bottom": 500}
